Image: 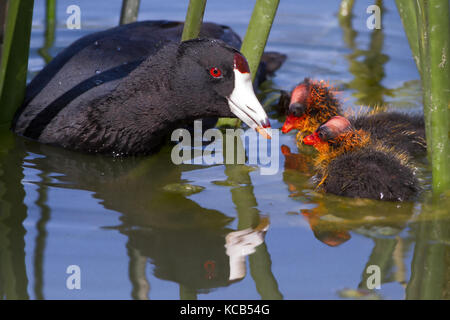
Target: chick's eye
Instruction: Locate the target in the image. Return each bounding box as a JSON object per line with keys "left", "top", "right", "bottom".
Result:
{"left": 292, "top": 105, "right": 306, "bottom": 117}
{"left": 317, "top": 128, "right": 328, "bottom": 141}
{"left": 209, "top": 67, "right": 222, "bottom": 78}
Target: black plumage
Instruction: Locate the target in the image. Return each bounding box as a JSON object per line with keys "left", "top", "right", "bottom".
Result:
{"left": 350, "top": 112, "right": 426, "bottom": 156}
{"left": 14, "top": 39, "right": 239, "bottom": 154}
{"left": 304, "top": 116, "right": 420, "bottom": 201}
{"left": 322, "top": 147, "right": 419, "bottom": 201}
{"left": 13, "top": 21, "right": 282, "bottom": 155}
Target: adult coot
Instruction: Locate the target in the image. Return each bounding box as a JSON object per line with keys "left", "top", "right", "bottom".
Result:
{"left": 13, "top": 21, "right": 277, "bottom": 155}
{"left": 281, "top": 78, "right": 426, "bottom": 156}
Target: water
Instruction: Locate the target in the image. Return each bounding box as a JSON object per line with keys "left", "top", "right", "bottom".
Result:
{"left": 1, "top": 0, "right": 449, "bottom": 300}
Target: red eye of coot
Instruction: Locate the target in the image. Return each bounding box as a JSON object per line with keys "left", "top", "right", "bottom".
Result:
{"left": 209, "top": 67, "right": 222, "bottom": 78}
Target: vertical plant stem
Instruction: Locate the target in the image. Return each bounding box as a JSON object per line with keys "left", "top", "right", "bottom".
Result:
{"left": 37, "top": 0, "right": 56, "bottom": 64}
{"left": 224, "top": 164, "right": 283, "bottom": 300}
{"left": 217, "top": 0, "right": 279, "bottom": 127}
{"left": 119, "top": 0, "right": 140, "bottom": 25}
{"left": 417, "top": 0, "right": 450, "bottom": 192}
{"left": 425, "top": 0, "right": 450, "bottom": 192}
{"left": 0, "top": 2, "right": 7, "bottom": 63}
{"left": 179, "top": 284, "right": 197, "bottom": 300}
{"left": 0, "top": 0, "right": 34, "bottom": 127}
{"left": 395, "top": 0, "right": 421, "bottom": 74}
{"left": 358, "top": 238, "right": 397, "bottom": 290}
{"left": 240, "top": 0, "right": 280, "bottom": 82}
{"left": 33, "top": 171, "right": 51, "bottom": 300}
{"left": 127, "top": 245, "right": 150, "bottom": 300}
{"left": 181, "top": 0, "right": 207, "bottom": 41}
{"left": 406, "top": 196, "right": 450, "bottom": 299}
{"left": 0, "top": 129, "right": 29, "bottom": 299}
{"left": 338, "top": 0, "right": 357, "bottom": 50}
{"left": 416, "top": 1, "right": 432, "bottom": 160}
{"left": 338, "top": 0, "right": 355, "bottom": 20}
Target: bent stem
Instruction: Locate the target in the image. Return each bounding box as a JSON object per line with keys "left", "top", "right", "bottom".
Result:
{"left": 37, "top": 0, "right": 56, "bottom": 64}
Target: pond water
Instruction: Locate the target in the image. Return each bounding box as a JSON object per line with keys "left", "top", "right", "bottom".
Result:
{"left": 1, "top": 0, "right": 449, "bottom": 300}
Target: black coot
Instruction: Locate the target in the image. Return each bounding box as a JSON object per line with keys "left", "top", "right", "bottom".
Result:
{"left": 13, "top": 21, "right": 278, "bottom": 155}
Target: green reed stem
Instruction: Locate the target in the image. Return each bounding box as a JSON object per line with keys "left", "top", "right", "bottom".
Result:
{"left": 397, "top": 0, "right": 450, "bottom": 192}
{"left": 416, "top": 0, "right": 450, "bottom": 193}
{"left": 395, "top": 0, "right": 421, "bottom": 75}
{"left": 224, "top": 163, "right": 283, "bottom": 300}
{"left": 338, "top": 0, "right": 355, "bottom": 21}
{"left": 0, "top": 0, "right": 34, "bottom": 127}
{"left": 240, "top": 0, "right": 280, "bottom": 82}
{"left": 119, "top": 0, "right": 140, "bottom": 25}
{"left": 181, "top": 0, "right": 207, "bottom": 41}
{"left": 338, "top": 0, "right": 357, "bottom": 50}
{"left": 179, "top": 284, "right": 198, "bottom": 300}
{"left": 37, "top": 0, "right": 56, "bottom": 64}
{"left": 217, "top": 0, "right": 279, "bottom": 127}
{"left": 406, "top": 196, "right": 450, "bottom": 299}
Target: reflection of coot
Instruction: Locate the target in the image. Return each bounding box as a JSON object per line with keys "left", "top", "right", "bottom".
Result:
{"left": 22, "top": 140, "right": 243, "bottom": 292}
{"left": 124, "top": 226, "right": 235, "bottom": 291}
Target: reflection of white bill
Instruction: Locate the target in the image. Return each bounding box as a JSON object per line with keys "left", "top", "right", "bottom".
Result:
{"left": 225, "top": 217, "right": 270, "bottom": 281}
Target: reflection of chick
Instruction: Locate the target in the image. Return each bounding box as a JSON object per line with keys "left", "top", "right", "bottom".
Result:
{"left": 301, "top": 207, "right": 351, "bottom": 247}
{"left": 282, "top": 78, "right": 426, "bottom": 155}
{"left": 281, "top": 145, "right": 314, "bottom": 173}
{"left": 281, "top": 145, "right": 316, "bottom": 198}
{"left": 303, "top": 116, "right": 419, "bottom": 201}
{"left": 299, "top": 195, "right": 415, "bottom": 248}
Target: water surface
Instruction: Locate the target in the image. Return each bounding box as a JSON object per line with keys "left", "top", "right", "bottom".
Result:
{"left": 1, "top": 0, "right": 449, "bottom": 300}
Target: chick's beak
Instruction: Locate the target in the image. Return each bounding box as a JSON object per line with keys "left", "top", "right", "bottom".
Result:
{"left": 303, "top": 132, "right": 321, "bottom": 146}
{"left": 281, "top": 114, "right": 297, "bottom": 133}
{"left": 281, "top": 114, "right": 306, "bottom": 134}
{"left": 227, "top": 54, "right": 271, "bottom": 139}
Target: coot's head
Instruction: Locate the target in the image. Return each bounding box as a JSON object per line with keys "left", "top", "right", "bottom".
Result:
{"left": 303, "top": 116, "right": 354, "bottom": 152}
{"left": 281, "top": 78, "right": 341, "bottom": 134}
{"left": 172, "top": 39, "right": 271, "bottom": 138}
